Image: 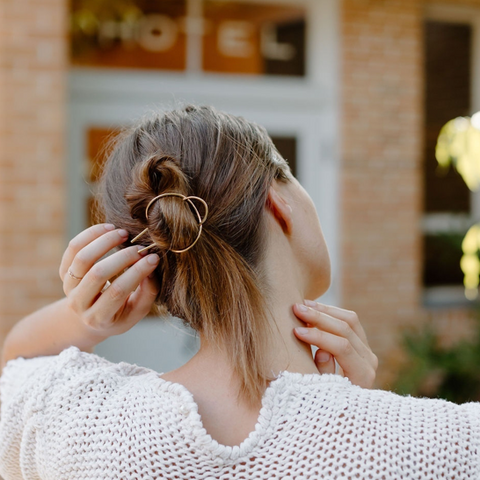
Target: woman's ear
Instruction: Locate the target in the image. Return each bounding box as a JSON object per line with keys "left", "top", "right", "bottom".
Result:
{"left": 266, "top": 185, "right": 293, "bottom": 234}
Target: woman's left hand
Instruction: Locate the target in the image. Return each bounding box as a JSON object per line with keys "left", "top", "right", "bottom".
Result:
{"left": 293, "top": 301, "right": 378, "bottom": 388}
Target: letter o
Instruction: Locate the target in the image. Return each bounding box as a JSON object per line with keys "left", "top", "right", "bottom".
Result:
{"left": 138, "top": 14, "right": 177, "bottom": 52}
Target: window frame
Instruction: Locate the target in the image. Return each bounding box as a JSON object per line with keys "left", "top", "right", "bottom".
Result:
{"left": 423, "top": 4, "right": 480, "bottom": 306}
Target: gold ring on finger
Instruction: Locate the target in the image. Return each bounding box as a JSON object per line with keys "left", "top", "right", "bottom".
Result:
{"left": 68, "top": 268, "right": 83, "bottom": 281}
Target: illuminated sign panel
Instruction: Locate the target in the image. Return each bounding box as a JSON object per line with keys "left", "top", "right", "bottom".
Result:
{"left": 70, "top": 0, "right": 306, "bottom": 76}
{"left": 70, "top": 0, "right": 187, "bottom": 70}
{"left": 203, "top": 1, "right": 305, "bottom": 75}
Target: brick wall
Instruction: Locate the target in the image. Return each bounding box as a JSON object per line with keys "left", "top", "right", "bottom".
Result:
{"left": 0, "top": 0, "right": 68, "bottom": 360}
{"left": 341, "top": 0, "right": 480, "bottom": 387}
{"left": 1, "top": 0, "right": 480, "bottom": 390}
{"left": 341, "top": 0, "right": 425, "bottom": 386}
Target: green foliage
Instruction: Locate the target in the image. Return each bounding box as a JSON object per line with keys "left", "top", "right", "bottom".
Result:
{"left": 395, "top": 314, "right": 480, "bottom": 403}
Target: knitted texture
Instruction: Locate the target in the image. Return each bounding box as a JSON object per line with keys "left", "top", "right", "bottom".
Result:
{"left": 0, "top": 346, "right": 479, "bottom": 479}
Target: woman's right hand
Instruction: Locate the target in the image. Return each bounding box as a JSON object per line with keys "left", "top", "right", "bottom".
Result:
{"left": 58, "top": 223, "right": 160, "bottom": 340}
{"left": 293, "top": 301, "right": 378, "bottom": 388}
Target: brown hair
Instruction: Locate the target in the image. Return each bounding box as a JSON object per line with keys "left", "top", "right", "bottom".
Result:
{"left": 97, "top": 105, "right": 291, "bottom": 403}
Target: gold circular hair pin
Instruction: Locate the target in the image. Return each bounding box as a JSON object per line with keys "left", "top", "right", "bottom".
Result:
{"left": 130, "top": 193, "right": 209, "bottom": 254}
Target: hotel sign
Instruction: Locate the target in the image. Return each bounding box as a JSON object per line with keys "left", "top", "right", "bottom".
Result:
{"left": 70, "top": 0, "right": 306, "bottom": 76}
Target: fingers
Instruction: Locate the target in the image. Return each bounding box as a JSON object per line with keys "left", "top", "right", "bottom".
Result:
{"left": 293, "top": 304, "right": 372, "bottom": 361}
{"left": 75, "top": 253, "right": 160, "bottom": 331}
{"left": 70, "top": 245, "right": 158, "bottom": 311}
{"left": 61, "top": 224, "right": 161, "bottom": 337}
{"left": 59, "top": 224, "right": 116, "bottom": 281}
{"left": 294, "top": 325, "right": 376, "bottom": 388}
{"left": 68, "top": 245, "right": 147, "bottom": 310}
{"left": 122, "top": 275, "right": 161, "bottom": 325}
{"left": 304, "top": 299, "right": 369, "bottom": 345}
{"left": 314, "top": 349, "right": 335, "bottom": 375}
{"left": 293, "top": 302, "right": 378, "bottom": 388}
{"left": 64, "top": 228, "right": 130, "bottom": 293}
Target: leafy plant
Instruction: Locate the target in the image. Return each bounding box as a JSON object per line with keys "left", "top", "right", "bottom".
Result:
{"left": 436, "top": 114, "right": 480, "bottom": 299}
{"left": 395, "top": 312, "right": 480, "bottom": 403}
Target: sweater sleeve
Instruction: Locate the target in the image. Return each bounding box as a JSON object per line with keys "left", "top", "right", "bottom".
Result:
{"left": 0, "top": 346, "right": 119, "bottom": 480}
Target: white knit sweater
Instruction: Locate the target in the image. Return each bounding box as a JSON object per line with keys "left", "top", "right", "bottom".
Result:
{"left": 0, "top": 346, "right": 479, "bottom": 479}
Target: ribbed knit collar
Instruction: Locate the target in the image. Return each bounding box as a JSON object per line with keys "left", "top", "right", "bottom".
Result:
{"left": 155, "top": 371, "right": 351, "bottom": 463}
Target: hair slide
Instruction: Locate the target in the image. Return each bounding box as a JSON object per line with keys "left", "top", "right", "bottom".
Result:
{"left": 130, "top": 193, "right": 208, "bottom": 254}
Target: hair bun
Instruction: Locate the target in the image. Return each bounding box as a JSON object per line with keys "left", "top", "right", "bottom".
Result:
{"left": 125, "top": 154, "right": 199, "bottom": 252}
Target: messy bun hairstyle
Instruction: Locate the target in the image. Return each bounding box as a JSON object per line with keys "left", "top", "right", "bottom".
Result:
{"left": 97, "top": 105, "right": 291, "bottom": 403}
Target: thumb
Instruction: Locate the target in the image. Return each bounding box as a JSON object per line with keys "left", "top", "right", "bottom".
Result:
{"left": 125, "top": 276, "right": 160, "bottom": 320}
{"left": 314, "top": 349, "right": 335, "bottom": 375}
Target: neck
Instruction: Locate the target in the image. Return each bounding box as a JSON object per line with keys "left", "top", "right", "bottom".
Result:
{"left": 161, "top": 233, "right": 320, "bottom": 406}
{"left": 260, "top": 249, "right": 319, "bottom": 377}
{"left": 176, "top": 241, "right": 318, "bottom": 395}
{"left": 192, "top": 291, "right": 318, "bottom": 383}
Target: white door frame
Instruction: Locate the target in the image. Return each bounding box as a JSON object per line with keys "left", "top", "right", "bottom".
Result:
{"left": 67, "top": 0, "right": 341, "bottom": 369}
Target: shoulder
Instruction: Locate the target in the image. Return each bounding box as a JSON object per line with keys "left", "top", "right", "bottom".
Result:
{"left": 283, "top": 372, "right": 480, "bottom": 462}
{"left": 0, "top": 347, "right": 171, "bottom": 479}
{"left": 0, "top": 346, "right": 159, "bottom": 409}
{"left": 288, "top": 371, "right": 480, "bottom": 417}
{"left": 277, "top": 371, "right": 480, "bottom": 445}
{"left": 263, "top": 373, "right": 480, "bottom": 477}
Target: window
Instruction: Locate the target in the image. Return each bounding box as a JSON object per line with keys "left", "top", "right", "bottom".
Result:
{"left": 85, "top": 128, "right": 297, "bottom": 228}
{"left": 270, "top": 135, "right": 297, "bottom": 177}
{"left": 70, "top": 0, "right": 306, "bottom": 77}
{"left": 422, "top": 19, "right": 474, "bottom": 305}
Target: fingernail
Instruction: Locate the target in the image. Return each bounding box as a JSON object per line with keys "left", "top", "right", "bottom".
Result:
{"left": 304, "top": 299, "right": 317, "bottom": 307}
{"left": 295, "top": 327, "right": 309, "bottom": 335}
{"left": 104, "top": 224, "right": 116, "bottom": 231}
{"left": 317, "top": 351, "right": 331, "bottom": 363}
{"left": 147, "top": 254, "right": 159, "bottom": 265}
{"left": 118, "top": 229, "right": 129, "bottom": 238}
{"left": 296, "top": 303, "right": 308, "bottom": 312}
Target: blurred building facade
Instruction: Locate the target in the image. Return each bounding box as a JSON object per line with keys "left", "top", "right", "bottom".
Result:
{"left": 1, "top": 0, "right": 479, "bottom": 386}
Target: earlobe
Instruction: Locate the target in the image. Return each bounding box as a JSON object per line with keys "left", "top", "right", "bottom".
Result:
{"left": 267, "top": 186, "right": 293, "bottom": 234}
